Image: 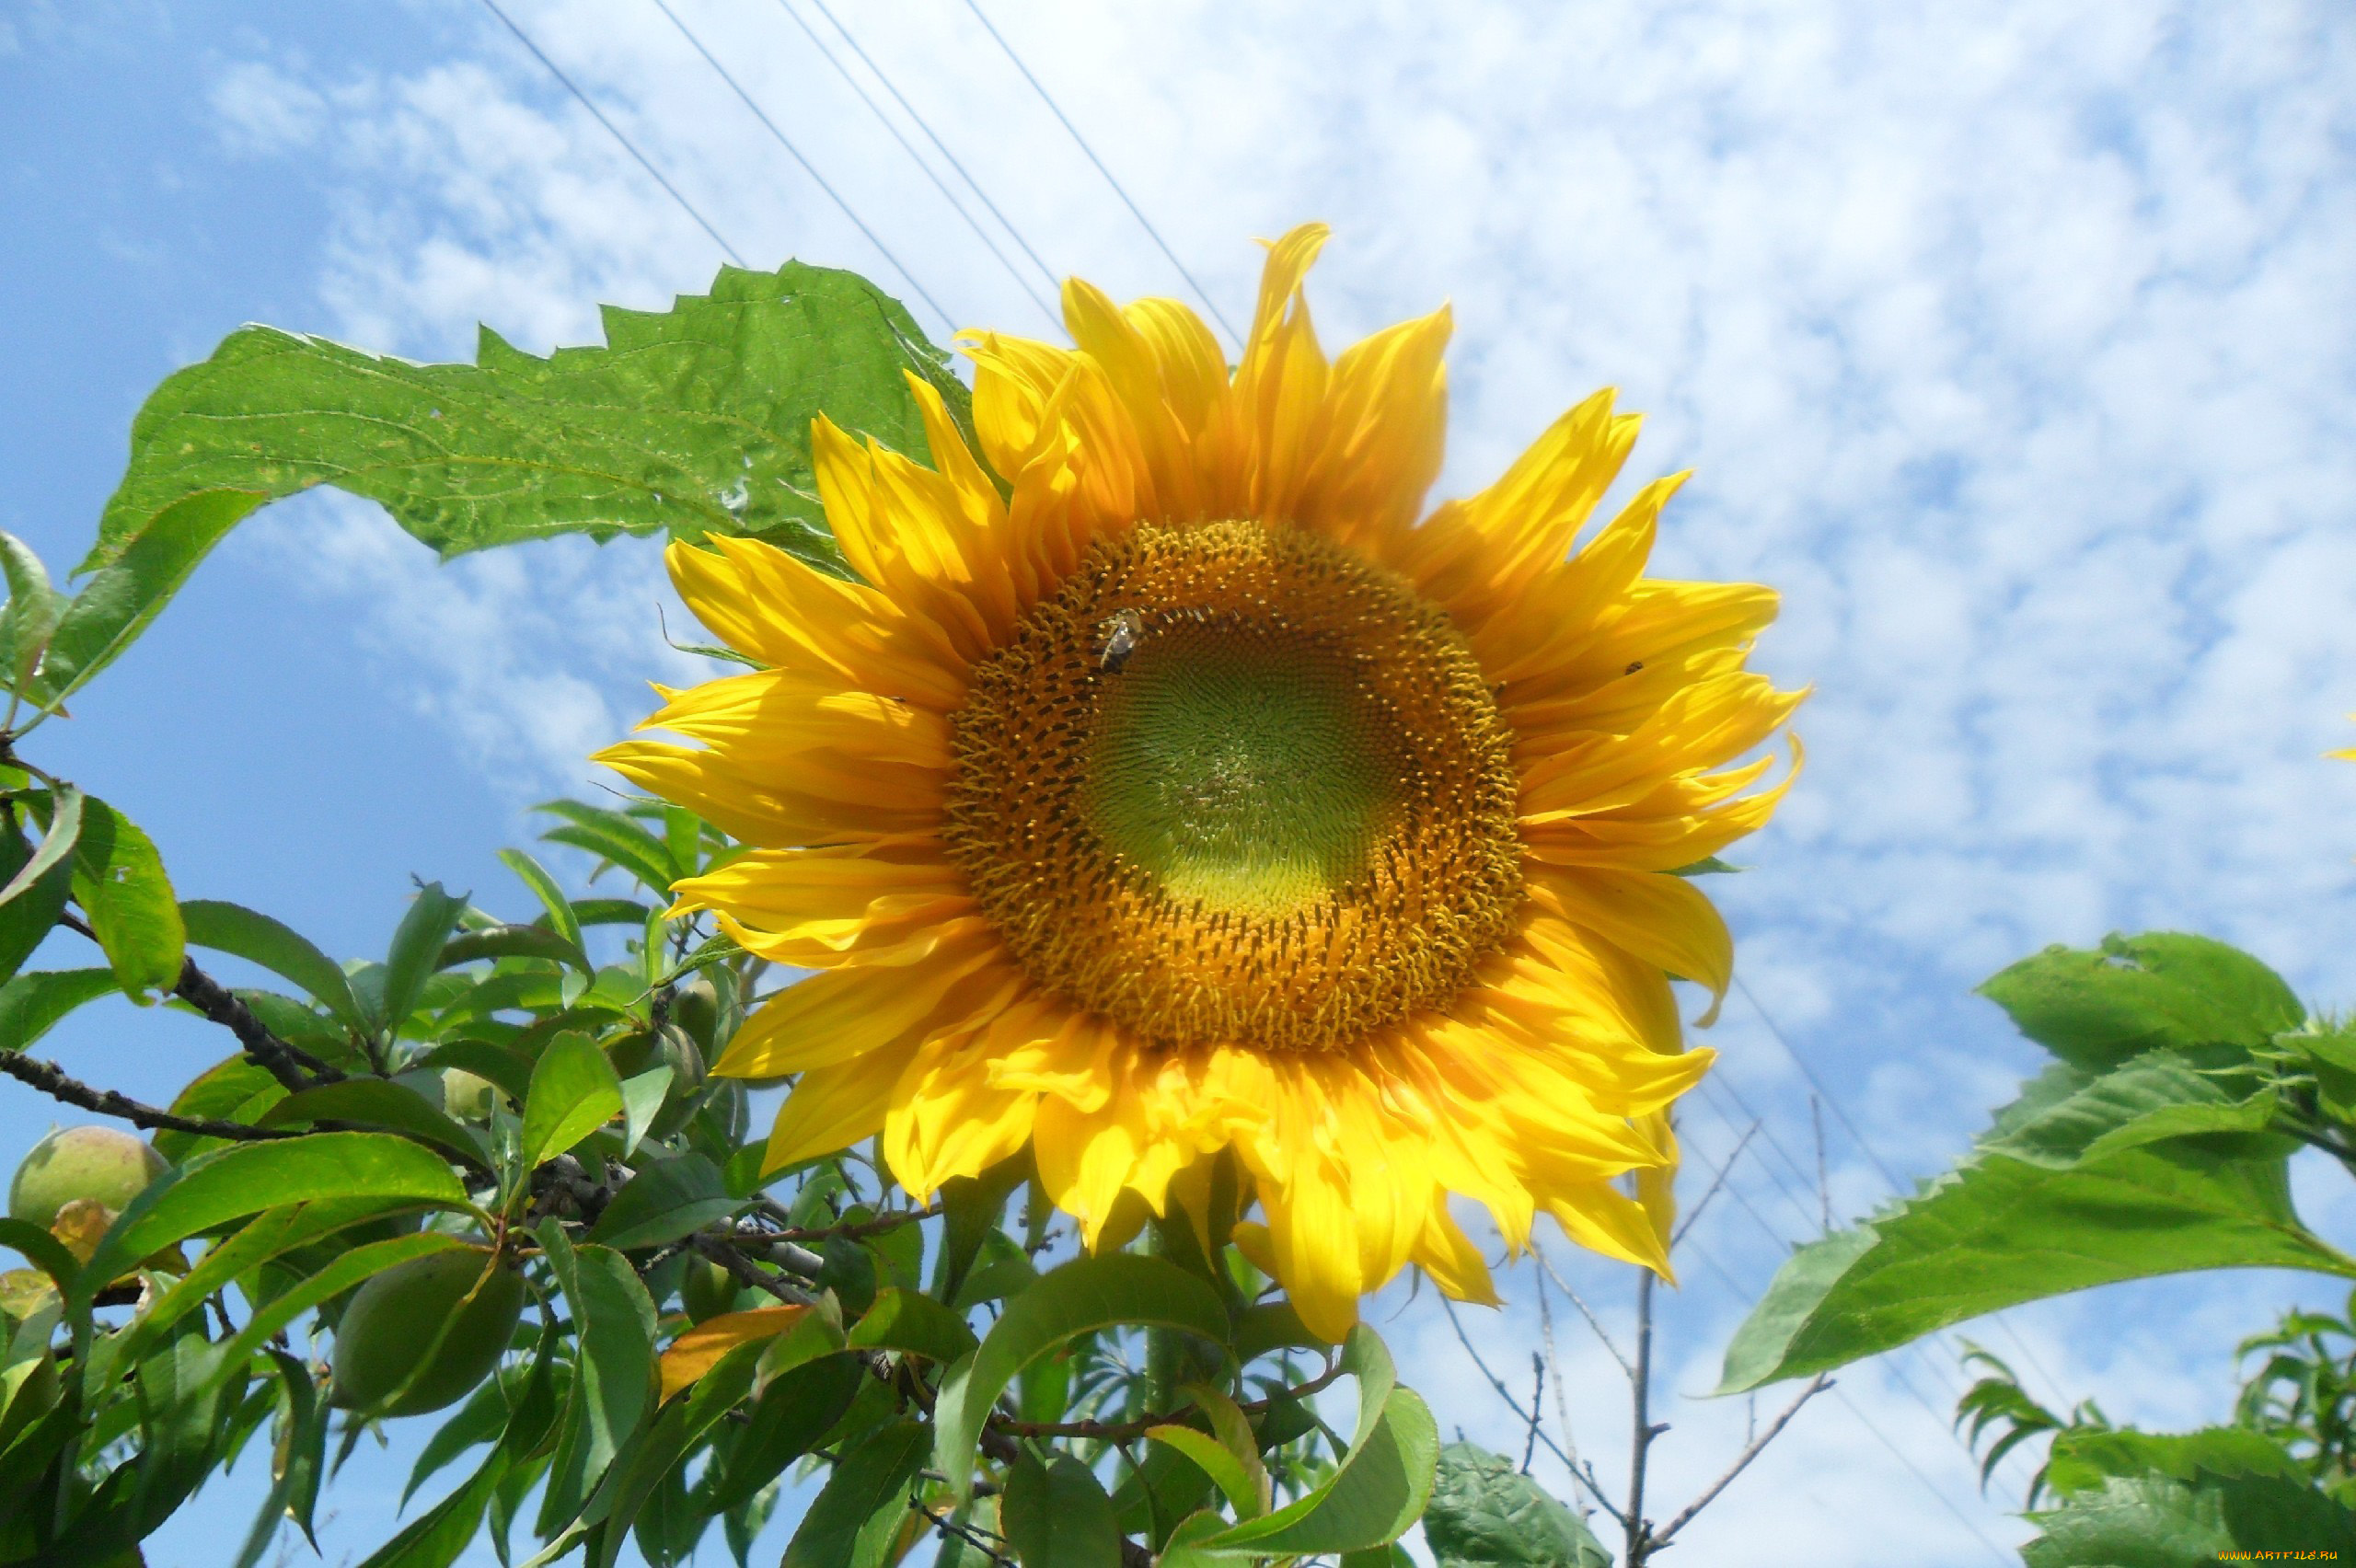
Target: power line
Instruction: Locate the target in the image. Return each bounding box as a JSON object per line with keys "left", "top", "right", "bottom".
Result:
{"left": 647, "top": 0, "right": 958, "bottom": 338}
{"left": 806, "top": 0, "right": 1063, "bottom": 299}
{"left": 777, "top": 0, "right": 1060, "bottom": 329}
{"left": 479, "top": 0, "right": 746, "bottom": 267}
{"left": 958, "top": 0, "right": 1243, "bottom": 351}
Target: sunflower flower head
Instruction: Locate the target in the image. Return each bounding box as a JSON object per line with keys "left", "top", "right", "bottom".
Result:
{"left": 597, "top": 225, "right": 1804, "bottom": 1342}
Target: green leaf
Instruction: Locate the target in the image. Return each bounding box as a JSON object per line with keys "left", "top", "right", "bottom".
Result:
{"left": 0, "top": 1216, "right": 79, "bottom": 1294}
{"left": 932, "top": 1252, "right": 1231, "bottom": 1498}
{"left": 180, "top": 899, "right": 365, "bottom": 1030}
{"left": 0, "top": 528, "right": 68, "bottom": 698}
{"left": 618, "top": 1066, "right": 674, "bottom": 1157}
{"left": 1147, "top": 1424, "right": 1265, "bottom": 1523}
{"left": 403, "top": 1367, "right": 523, "bottom": 1506}
{"left": 1191, "top": 1328, "right": 1438, "bottom": 1559}
{"left": 413, "top": 1038, "right": 534, "bottom": 1108}
{"left": 357, "top": 1442, "right": 512, "bottom": 1568}
{"left": 537, "top": 1228, "right": 659, "bottom": 1536}
{"left": 932, "top": 1155, "right": 1030, "bottom": 1306}
{"left": 845, "top": 1286, "right": 980, "bottom": 1364}
{"left": 0, "top": 795, "right": 78, "bottom": 985}
{"left": 37, "top": 490, "right": 260, "bottom": 706}
{"left": 440, "top": 922, "right": 592, "bottom": 975}
{"left": 1002, "top": 1450, "right": 1122, "bottom": 1568}
{"left": 2021, "top": 1470, "right": 2356, "bottom": 1566}
{"left": 237, "top": 1346, "right": 328, "bottom": 1567}
{"left": 536, "top": 801, "right": 683, "bottom": 894}
{"left": 1980, "top": 932, "right": 2304, "bottom": 1072}
{"left": 522, "top": 1030, "right": 625, "bottom": 1170}
{"left": 0, "top": 967, "right": 121, "bottom": 1053}
{"left": 75, "top": 1131, "right": 470, "bottom": 1299}
{"left": 1420, "top": 1445, "right": 1611, "bottom": 1568}
{"left": 1233, "top": 1301, "right": 1320, "bottom": 1364}
{"left": 780, "top": 1417, "right": 928, "bottom": 1568}
{"left": 92, "top": 260, "right": 962, "bottom": 577}
{"left": 2042, "top": 1425, "right": 2307, "bottom": 1499}
{"left": 1718, "top": 1138, "right": 2356, "bottom": 1391}
{"left": 706, "top": 1352, "right": 863, "bottom": 1512}
{"left": 588, "top": 1338, "right": 768, "bottom": 1568}
{"left": 1980, "top": 1049, "right": 2280, "bottom": 1169}
{"left": 499, "top": 849, "right": 584, "bottom": 959}
{"left": 584, "top": 1154, "right": 738, "bottom": 1250}
{"left": 256, "top": 1078, "right": 490, "bottom": 1166}
{"left": 0, "top": 787, "right": 78, "bottom": 907}
{"left": 67, "top": 794, "right": 183, "bottom": 1000}
{"left": 380, "top": 882, "right": 468, "bottom": 1035}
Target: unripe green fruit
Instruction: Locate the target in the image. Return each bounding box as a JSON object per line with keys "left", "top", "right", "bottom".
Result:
{"left": 9, "top": 1127, "right": 167, "bottom": 1231}
{"left": 443, "top": 1068, "right": 494, "bottom": 1121}
{"left": 329, "top": 1248, "right": 525, "bottom": 1417}
{"left": 680, "top": 1257, "right": 740, "bottom": 1323}
{"left": 670, "top": 976, "right": 720, "bottom": 1052}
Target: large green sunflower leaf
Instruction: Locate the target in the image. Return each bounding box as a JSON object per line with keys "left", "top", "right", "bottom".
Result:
{"left": 46, "top": 263, "right": 963, "bottom": 706}
{"left": 1718, "top": 1136, "right": 2356, "bottom": 1391}
{"left": 2020, "top": 1470, "right": 2356, "bottom": 1566}
{"left": 1978, "top": 932, "right": 2304, "bottom": 1073}
{"left": 91, "top": 261, "right": 959, "bottom": 573}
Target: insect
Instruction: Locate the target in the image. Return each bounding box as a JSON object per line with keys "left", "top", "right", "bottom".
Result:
{"left": 1096, "top": 609, "right": 1147, "bottom": 673}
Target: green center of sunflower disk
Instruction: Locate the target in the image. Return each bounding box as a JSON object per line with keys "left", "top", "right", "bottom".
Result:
{"left": 1081, "top": 619, "right": 1401, "bottom": 918}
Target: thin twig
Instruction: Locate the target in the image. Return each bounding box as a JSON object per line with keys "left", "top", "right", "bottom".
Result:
{"left": 1535, "top": 1263, "right": 1583, "bottom": 1485}
{"left": 1534, "top": 1248, "right": 1633, "bottom": 1376}
{"left": 1439, "top": 1295, "right": 1626, "bottom": 1527}
{"left": 913, "top": 1501, "right": 1013, "bottom": 1568}
{"left": 1519, "top": 1352, "right": 1546, "bottom": 1472}
{"left": 1650, "top": 1375, "right": 1831, "bottom": 1549}
{"left": 1671, "top": 1121, "right": 1759, "bottom": 1248}
{"left": 0, "top": 1051, "right": 298, "bottom": 1140}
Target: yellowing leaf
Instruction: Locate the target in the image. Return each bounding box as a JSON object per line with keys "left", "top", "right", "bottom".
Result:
{"left": 659, "top": 1305, "right": 806, "bottom": 1402}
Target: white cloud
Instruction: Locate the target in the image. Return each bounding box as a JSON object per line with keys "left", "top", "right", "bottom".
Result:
{"left": 208, "top": 58, "right": 330, "bottom": 155}
{"left": 197, "top": 2, "right": 2356, "bottom": 1560}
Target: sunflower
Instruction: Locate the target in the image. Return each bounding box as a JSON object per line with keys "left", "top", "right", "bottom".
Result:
{"left": 598, "top": 225, "right": 1801, "bottom": 1342}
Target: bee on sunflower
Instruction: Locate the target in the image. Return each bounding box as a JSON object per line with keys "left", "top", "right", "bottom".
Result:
{"left": 599, "top": 225, "right": 1802, "bottom": 1343}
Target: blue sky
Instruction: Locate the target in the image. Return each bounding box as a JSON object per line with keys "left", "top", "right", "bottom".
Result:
{"left": 6, "top": 2, "right": 2356, "bottom": 1563}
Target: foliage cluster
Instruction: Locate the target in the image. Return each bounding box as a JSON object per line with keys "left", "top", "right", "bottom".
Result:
{"left": 1727, "top": 931, "right": 2356, "bottom": 1561}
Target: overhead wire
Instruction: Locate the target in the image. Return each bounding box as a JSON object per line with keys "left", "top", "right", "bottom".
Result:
{"left": 479, "top": 0, "right": 747, "bottom": 267}
{"left": 647, "top": 0, "right": 959, "bottom": 338}
{"left": 803, "top": 0, "right": 1068, "bottom": 302}
{"left": 769, "top": 0, "right": 1060, "bottom": 330}
{"left": 957, "top": 0, "right": 1243, "bottom": 352}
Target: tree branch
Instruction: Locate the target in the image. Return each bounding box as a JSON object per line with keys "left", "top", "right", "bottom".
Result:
{"left": 59, "top": 909, "right": 343, "bottom": 1090}
{"left": 0, "top": 1050, "right": 297, "bottom": 1141}
{"left": 170, "top": 953, "right": 344, "bottom": 1089}
{"left": 1649, "top": 1374, "right": 1831, "bottom": 1550}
